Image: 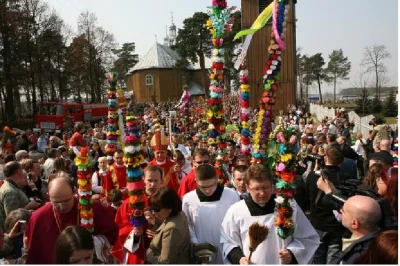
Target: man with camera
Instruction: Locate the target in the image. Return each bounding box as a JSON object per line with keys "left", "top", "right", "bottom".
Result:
{"left": 316, "top": 180, "right": 383, "bottom": 264}
{"left": 305, "top": 146, "right": 350, "bottom": 264}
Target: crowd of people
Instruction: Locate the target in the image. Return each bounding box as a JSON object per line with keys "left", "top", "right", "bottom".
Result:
{"left": 0, "top": 97, "right": 397, "bottom": 264}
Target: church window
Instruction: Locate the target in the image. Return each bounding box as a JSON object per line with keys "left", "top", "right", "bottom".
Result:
{"left": 145, "top": 74, "right": 153, "bottom": 86}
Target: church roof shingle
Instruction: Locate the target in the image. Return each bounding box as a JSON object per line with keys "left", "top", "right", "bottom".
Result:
{"left": 128, "top": 42, "right": 211, "bottom": 74}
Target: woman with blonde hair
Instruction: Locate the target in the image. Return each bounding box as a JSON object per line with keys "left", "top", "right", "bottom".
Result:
{"left": 353, "top": 132, "right": 367, "bottom": 156}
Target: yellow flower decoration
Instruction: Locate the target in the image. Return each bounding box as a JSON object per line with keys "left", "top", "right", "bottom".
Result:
{"left": 206, "top": 19, "right": 212, "bottom": 28}
{"left": 280, "top": 154, "right": 292, "bottom": 163}
{"left": 214, "top": 112, "right": 222, "bottom": 118}
{"left": 77, "top": 179, "right": 88, "bottom": 186}
{"left": 206, "top": 110, "right": 213, "bottom": 119}
{"left": 240, "top": 84, "right": 250, "bottom": 92}
{"left": 242, "top": 121, "right": 249, "bottom": 129}
{"left": 74, "top": 157, "right": 86, "bottom": 165}
{"left": 208, "top": 138, "right": 215, "bottom": 145}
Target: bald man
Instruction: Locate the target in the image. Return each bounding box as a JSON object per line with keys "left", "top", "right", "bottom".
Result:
{"left": 330, "top": 195, "right": 382, "bottom": 264}
{"left": 25, "top": 177, "right": 118, "bottom": 264}
{"left": 368, "top": 139, "right": 393, "bottom": 166}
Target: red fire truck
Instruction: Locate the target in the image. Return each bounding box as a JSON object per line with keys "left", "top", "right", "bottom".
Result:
{"left": 35, "top": 101, "right": 108, "bottom": 132}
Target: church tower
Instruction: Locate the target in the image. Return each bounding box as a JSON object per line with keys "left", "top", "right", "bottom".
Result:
{"left": 241, "top": 0, "right": 297, "bottom": 112}
{"left": 168, "top": 12, "right": 177, "bottom": 46}
{"left": 163, "top": 26, "right": 170, "bottom": 46}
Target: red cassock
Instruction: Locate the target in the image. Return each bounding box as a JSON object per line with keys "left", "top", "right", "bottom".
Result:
{"left": 103, "top": 163, "right": 128, "bottom": 198}
{"left": 69, "top": 132, "right": 84, "bottom": 147}
{"left": 25, "top": 198, "right": 118, "bottom": 264}
{"left": 177, "top": 169, "right": 197, "bottom": 199}
{"left": 111, "top": 195, "right": 151, "bottom": 264}
{"left": 148, "top": 158, "right": 179, "bottom": 192}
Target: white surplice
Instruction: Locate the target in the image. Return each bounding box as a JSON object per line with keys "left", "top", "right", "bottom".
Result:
{"left": 220, "top": 199, "right": 320, "bottom": 264}
{"left": 183, "top": 187, "right": 240, "bottom": 264}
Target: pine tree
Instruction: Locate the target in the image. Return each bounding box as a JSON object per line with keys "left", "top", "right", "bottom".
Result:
{"left": 383, "top": 90, "right": 398, "bottom": 117}
{"left": 325, "top": 49, "right": 351, "bottom": 106}
{"left": 371, "top": 95, "right": 382, "bottom": 113}
{"left": 355, "top": 88, "right": 371, "bottom": 115}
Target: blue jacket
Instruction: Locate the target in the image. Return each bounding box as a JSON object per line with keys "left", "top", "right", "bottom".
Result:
{"left": 340, "top": 158, "right": 358, "bottom": 179}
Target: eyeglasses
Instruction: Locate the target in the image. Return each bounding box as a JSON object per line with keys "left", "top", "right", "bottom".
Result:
{"left": 248, "top": 186, "right": 271, "bottom": 193}
{"left": 195, "top": 160, "right": 210, "bottom": 165}
{"left": 51, "top": 197, "right": 73, "bottom": 207}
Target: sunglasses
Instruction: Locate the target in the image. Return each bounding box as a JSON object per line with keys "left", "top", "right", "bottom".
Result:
{"left": 148, "top": 206, "right": 161, "bottom": 213}
{"left": 195, "top": 160, "right": 210, "bottom": 165}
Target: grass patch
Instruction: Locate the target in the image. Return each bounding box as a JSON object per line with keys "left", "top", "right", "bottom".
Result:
{"left": 385, "top": 117, "right": 397, "bottom": 124}
{"left": 321, "top": 103, "right": 358, "bottom": 109}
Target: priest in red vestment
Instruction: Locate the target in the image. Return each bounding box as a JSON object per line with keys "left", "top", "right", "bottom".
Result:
{"left": 111, "top": 165, "right": 164, "bottom": 264}
{"left": 147, "top": 131, "right": 179, "bottom": 192}
{"left": 177, "top": 148, "right": 210, "bottom": 199}
{"left": 103, "top": 150, "right": 128, "bottom": 198}
{"left": 25, "top": 177, "right": 118, "bottom": 264}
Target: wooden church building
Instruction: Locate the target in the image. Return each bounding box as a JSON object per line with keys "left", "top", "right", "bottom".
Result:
{"left": 126, "top": 18, "right": 211, "bottom": 103}
{"left": 127, "top": 0, "right": 297, "bottom": 111}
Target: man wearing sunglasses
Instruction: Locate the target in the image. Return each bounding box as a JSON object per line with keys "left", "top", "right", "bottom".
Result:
{"left": 177, "top": 148, "right": 210, "bottom": 199}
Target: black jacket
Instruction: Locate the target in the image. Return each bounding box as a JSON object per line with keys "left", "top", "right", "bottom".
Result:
{"left": 369, "top": 151, "right": 394, "bottom": 166}
{"left": 330, "top": 230, "right": 381, "bottom": 264}
{"left": 306, "top": 165, "right": 348, "bottom": 232}
{"left": 331, "top": 142, "right": 359, "bottom": 161}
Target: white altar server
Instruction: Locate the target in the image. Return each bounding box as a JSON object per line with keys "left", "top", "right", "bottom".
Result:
{"left": 220, "top": 164, "right": 320, "bottom": 264}
{"left": 183, "top": 164, "right": 239, "bottom": 264}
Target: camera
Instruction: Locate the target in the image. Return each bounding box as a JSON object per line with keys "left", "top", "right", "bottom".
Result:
{"left": 368, "top": 118, "right": 376, "bottom": 126}
{"left": 322, "top": 180, "right": 397, "bottom": 230}
{"left": 307, "top": 154, "right": 325, "bottom": 168}
{"left": 307, "top": 154, "right": 323, "bottom": 161}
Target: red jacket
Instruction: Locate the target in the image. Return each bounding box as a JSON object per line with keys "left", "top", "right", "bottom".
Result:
{"left": 177, "top": 170, "right": 197, "bottom": 199}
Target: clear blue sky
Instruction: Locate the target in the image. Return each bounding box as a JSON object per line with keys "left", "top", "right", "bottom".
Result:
{"left": 47, "top": 0, "right": 398, "bottom": 94}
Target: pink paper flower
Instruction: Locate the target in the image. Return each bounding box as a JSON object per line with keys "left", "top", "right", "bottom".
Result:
{"left": 289, "top": 135, "right": 296, "bottom": 144}
{"left": 276, "top": 162, "right": 286, "bottom": 171}
{"left": 277, "top": 132, "right": 286, "bottom": 143}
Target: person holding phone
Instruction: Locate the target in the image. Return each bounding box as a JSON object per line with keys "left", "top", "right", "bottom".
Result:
{"left": 0, "top": 208, "right": 32, "bottom": 261}
{"left": 20, "top": 159, "right": 44, "bottom": 202}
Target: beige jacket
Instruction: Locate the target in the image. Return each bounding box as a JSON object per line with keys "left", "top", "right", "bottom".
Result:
{"left": 373, "top": 124, "right": 389, "bottom": 147}
{"left": 146, "top": 211, "right": 191, "bottom": 264}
